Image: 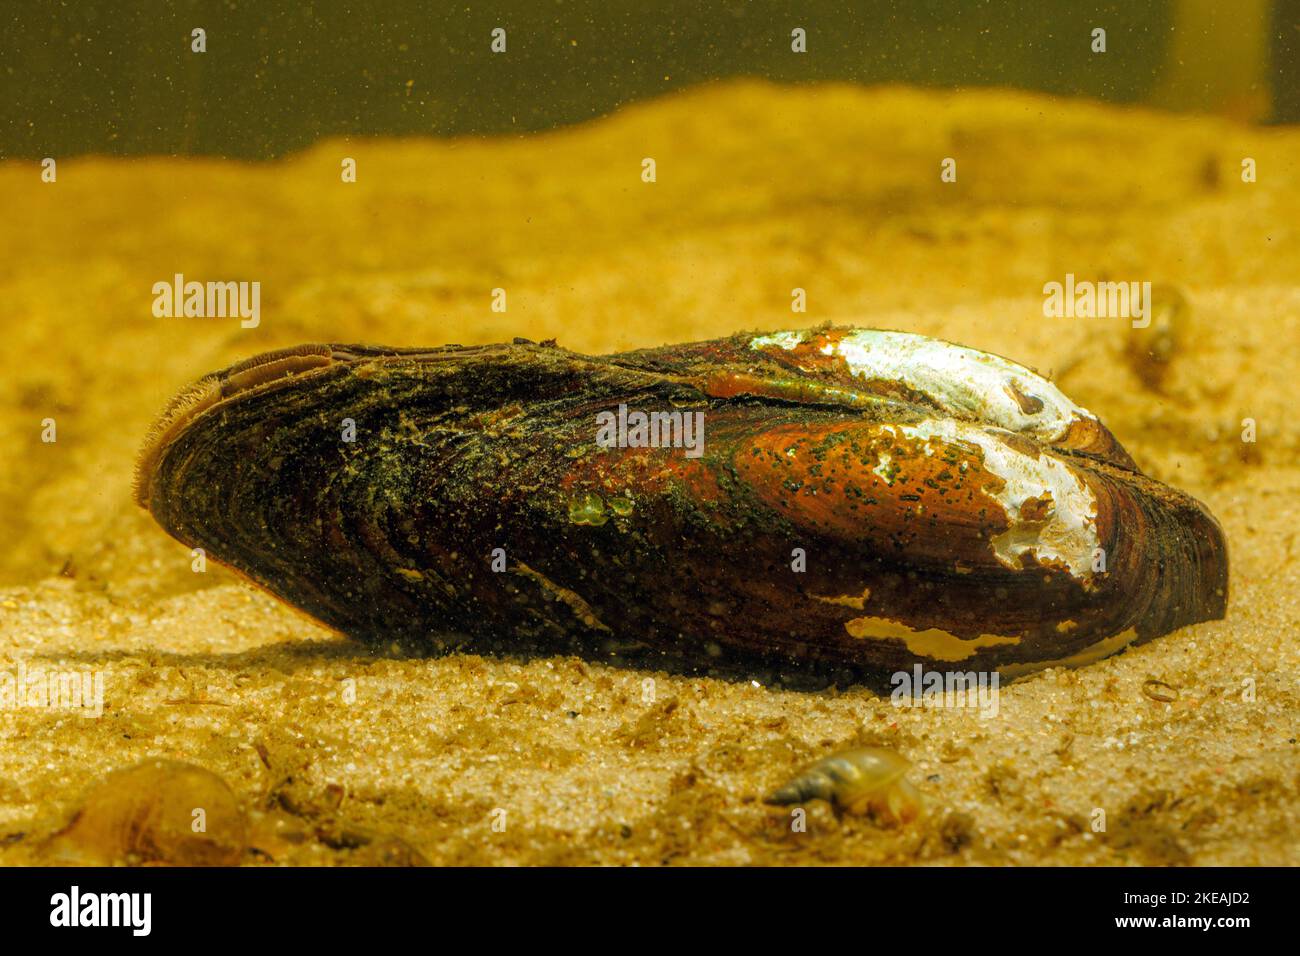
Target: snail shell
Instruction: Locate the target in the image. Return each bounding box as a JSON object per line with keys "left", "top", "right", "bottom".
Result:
{"left": 764, "top": 747, "right": 922, "bottom": 823}
{"left": 135, "top": 328, "right": 1227, "bottom": 679}
{"left": 48, "top": 759, "right": 245, "bottom": 866}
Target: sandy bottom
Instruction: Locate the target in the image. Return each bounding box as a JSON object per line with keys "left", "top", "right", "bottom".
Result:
{"left": 0, "top": 81, "right": 1297, "bottom": 865}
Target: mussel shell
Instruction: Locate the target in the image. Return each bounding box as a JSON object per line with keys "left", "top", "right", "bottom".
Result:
{"left": 135, "top": 331, "right": 1227, "bottom": 678}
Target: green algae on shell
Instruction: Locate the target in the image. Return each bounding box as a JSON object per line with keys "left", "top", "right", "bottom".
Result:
{"left": 134, "top": 329, "right": 1228, "bottom": 679}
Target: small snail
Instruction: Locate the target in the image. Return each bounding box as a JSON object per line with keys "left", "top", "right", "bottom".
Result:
{"left": 764, "top": 747, "right": 923, "bottom": 823}
{"left": 1124, "top": 283, "right": 1190, "bottom": 392}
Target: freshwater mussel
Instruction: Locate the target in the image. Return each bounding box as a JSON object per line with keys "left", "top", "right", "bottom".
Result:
{"left": 135, "top": 328, "right": 1227, "bottom": 680}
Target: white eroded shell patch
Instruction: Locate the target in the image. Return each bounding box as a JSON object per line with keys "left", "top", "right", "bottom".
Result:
{"left": 750, "top": 328, "right": 1096, "bottom": 445}
{"left": 899, "top": 418, "right": 1099, "bottom": 581}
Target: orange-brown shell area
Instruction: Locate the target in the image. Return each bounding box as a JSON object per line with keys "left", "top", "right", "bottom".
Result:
{"left": 733, "top": 420, "right": 1013, "bottom": 567}
{"left": 560, "top": 437, "right": 726, "bottom": 507}
{"left": 135, "top": 334, "right": 1228, "bottom": 680}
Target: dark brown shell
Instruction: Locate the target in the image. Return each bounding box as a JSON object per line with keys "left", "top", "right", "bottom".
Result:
{"left": 135, "top": 329, "right": 1227, "bottom": 680}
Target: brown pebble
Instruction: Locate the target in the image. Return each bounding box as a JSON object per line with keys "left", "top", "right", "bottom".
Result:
{"left": 1142, "top": 679, "right": 1180, "bottom": 703}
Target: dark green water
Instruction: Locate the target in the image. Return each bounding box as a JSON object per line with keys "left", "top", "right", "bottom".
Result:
{"left": 4, "top": 0, "right": 1296, "bottom": 160}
